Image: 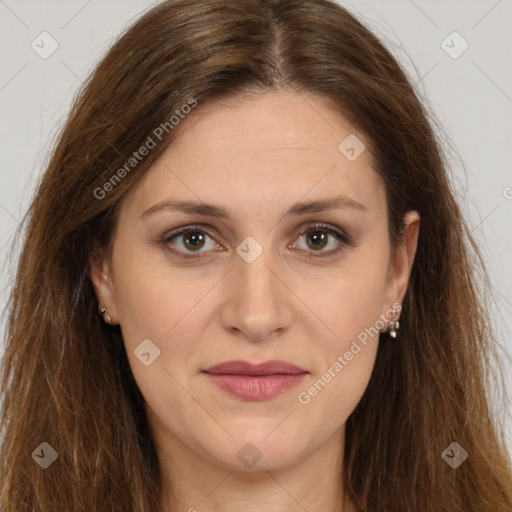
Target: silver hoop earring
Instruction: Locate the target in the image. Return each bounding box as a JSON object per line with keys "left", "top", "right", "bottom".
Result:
{"left": 99, "top": 307, "right": 113, "bottom": 325}
{"left": 389, "top": 318, "right": 400, "bottom": 338}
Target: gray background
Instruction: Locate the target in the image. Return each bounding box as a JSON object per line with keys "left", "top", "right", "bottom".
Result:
{"left": 1, "top": 0, "right": 511, "bottom": 458}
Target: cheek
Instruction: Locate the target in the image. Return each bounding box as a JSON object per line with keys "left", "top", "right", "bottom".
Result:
{"left": 110, "top": 237, "right": 206, "bottom": 342}
{"left": 293, "top": 242, "right": 388, "bottom": 413}
{"left": 109, "top": 243, "right": 209, "bottom": 415}
{"left": 296, "top": 270, "right": 384, "bottom": 432}
{"left": 109, "top": 238, "right": 225, "bottom": 404}
{"left": 302, "top": 241, "right": 390, "bottom": 356}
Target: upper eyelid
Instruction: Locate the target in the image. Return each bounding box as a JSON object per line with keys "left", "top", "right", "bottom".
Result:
{"left": 162, "top": 224, "right": 220, "bottom": 243}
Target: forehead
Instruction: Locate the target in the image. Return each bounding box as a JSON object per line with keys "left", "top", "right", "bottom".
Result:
{"left": 120, "top": 89, "right": 385, "bottom": 220}
{"left": 170, "top": 89, "right": 363, "bottom": 162}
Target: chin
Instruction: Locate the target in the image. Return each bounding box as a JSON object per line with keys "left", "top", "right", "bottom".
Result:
{"left": 213, "top": 429, "right": 310, "bottom": 472}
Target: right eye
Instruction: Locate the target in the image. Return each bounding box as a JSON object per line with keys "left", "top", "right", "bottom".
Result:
{"left": 162, "top": 225, "right": 223, "bottom": 259}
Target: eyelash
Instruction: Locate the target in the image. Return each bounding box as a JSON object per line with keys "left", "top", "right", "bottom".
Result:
{"left": 161, "top": 223, "right": 352, "bottom": 260}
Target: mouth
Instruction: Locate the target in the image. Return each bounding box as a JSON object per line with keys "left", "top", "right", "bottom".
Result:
{"left": 202, "top": 360, "right": 309, "bottom": 401}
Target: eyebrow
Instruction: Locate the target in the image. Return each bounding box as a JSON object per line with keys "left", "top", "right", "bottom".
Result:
{"left": 140, "top": 194, "right": 367, "bottom": 219}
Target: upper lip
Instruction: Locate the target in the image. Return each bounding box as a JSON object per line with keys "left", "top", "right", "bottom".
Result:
{"left": 203, "top": 360, "right": 308, "bottom": 376}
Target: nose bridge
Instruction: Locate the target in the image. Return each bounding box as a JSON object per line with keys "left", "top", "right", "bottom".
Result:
{"left": 234, "top": 235, "right": 280, "bottom": 308}
{"left": 238, "top": 247, "right": 276, "bottom": 299}
{"left": 221, "top": 234, "right": 292, "bottom": 341}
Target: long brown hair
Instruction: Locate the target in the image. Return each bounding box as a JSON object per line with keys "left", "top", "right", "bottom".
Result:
{"left": 1, "top": 0, "right": 511, "bottom": 510}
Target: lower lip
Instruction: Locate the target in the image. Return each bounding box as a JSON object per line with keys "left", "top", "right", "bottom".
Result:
{"left": 204, "top": 373, "right": 307, "bottom": 400}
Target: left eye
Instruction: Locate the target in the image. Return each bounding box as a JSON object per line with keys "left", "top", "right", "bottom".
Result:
{"left": 162, "top": 223, "right": 350, "bottom": 259}
{"left": 293, "top": 225, "right": 349, "bottom": 255}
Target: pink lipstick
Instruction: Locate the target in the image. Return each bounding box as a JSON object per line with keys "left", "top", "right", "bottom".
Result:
{"left": 202, "top": 360, "right": 308, "bottom": 401}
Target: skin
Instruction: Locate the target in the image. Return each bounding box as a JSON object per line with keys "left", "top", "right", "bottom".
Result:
{"left": 90, "top": 88, "right": 420, "bottom": 512}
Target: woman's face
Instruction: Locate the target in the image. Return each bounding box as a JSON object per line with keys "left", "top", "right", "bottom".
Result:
{"left": 91, "top": 89, "right": 419, "bottom": 473}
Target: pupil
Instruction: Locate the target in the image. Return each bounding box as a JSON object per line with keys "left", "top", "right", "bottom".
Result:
{"left": 308, "top": 231, "right": 327, "bottom": 250}
{"left": 184, "top": 231, "right": 205, "bottom": 251}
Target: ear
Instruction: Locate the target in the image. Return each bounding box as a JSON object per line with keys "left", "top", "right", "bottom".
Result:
{"left": 88, "top": 248, "right": 120, "bottom": 325}
{"left": 381, "top": 210, "right": 420, "bottom": 317}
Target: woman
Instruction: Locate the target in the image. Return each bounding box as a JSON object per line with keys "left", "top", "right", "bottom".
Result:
{"left": 1, "top": 0, "right": 511, "bottom": 510}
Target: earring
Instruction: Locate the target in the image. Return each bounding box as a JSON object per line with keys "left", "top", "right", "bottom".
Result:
{"left": 99, "top": 307, "right": 113, "bottom": 325}
{"left": 389, "top": 318, "right": 400, "bottom": 338}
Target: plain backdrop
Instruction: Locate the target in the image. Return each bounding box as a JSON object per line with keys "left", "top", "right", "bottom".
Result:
{"left": 1, "top": 0, "right": 511, "bottom": 459}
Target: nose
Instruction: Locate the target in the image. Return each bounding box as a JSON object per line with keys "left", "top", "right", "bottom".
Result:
{"left": 220, "top": 244, "right": 294, "bottom": 343}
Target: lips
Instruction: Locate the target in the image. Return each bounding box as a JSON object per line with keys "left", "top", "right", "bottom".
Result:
{"left": 202, "top": 360, "right": 308, "bottom": 401}
{"left": 203, "top": 360, "right": 307, "bottom": 376}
